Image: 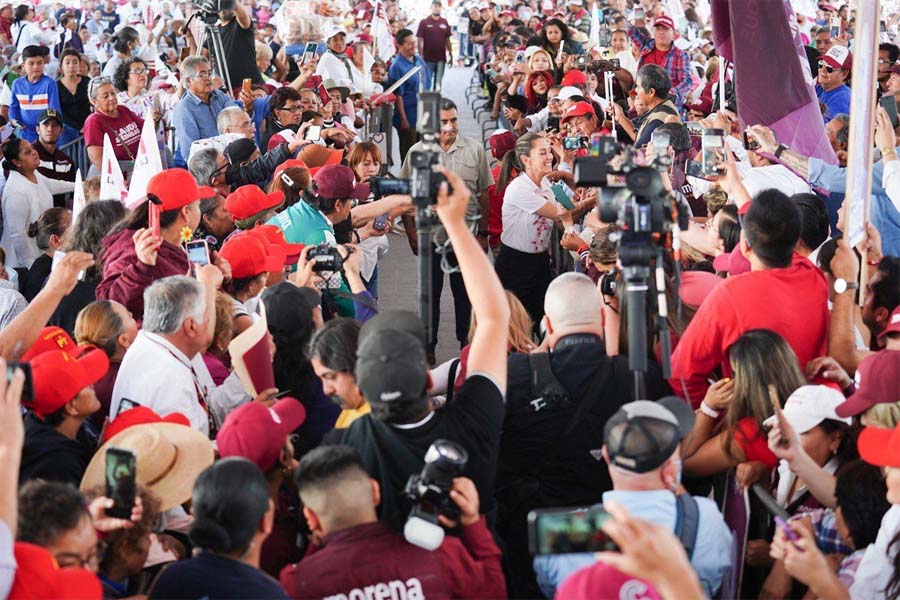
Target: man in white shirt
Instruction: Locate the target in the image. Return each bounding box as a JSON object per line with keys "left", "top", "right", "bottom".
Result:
{"left": 110, "top": 272, "right": 258, "bottom": 437}
{"left": 740, "top": 146, "right": 811, "bottom": 199}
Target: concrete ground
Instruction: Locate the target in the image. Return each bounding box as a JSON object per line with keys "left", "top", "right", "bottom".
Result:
{"left": 376, "top": 64, "right": 483, "bottom": 364}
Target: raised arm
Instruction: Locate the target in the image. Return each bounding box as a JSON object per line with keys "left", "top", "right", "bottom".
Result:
{"left": 434, "top": 167, "right": 509, "bottom": 391}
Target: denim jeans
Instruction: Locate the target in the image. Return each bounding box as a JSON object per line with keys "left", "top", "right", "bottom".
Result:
{"left": 425, "top": 60, "right": 446, "bottom": 91}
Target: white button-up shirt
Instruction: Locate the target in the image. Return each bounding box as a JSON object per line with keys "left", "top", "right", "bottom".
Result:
{"left": 111, "top": 330, "right": 248, "bottom": 436}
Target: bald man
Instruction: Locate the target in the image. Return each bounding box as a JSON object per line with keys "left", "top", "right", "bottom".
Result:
{"left": 495, "top": 272, "right": 673, "bottom": 597}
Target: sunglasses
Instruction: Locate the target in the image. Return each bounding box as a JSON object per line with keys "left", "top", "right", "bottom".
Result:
{"left": 818, "top": 61, "right": 836, "bottom": 73}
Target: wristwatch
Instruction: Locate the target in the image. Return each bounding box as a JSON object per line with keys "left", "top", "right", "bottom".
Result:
{"left": 833, "top": 278, "right": 859, "bottom": 294}
{"left": 774, "top": 143, "right": 787, "bottom": 159}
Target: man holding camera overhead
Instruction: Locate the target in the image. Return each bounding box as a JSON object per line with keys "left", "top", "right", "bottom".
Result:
{"left": 214, "top": 0, "right": 263, "bottom": 91}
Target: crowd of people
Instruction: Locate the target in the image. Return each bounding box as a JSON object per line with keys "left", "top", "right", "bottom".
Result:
{"left": 0, "top": 0, "right": 898, "bottom": 598}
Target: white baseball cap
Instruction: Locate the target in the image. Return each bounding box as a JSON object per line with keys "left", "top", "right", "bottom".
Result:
{"left": 763, "top": 385, "right": 852, "bottom": 434}
{"left": 557, "top": 86, "right": 583, "bottom": 101}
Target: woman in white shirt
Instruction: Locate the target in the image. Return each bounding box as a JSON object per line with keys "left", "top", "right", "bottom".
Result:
{"left": 494, "top": 133, "right": 566, "bottom": 323}
{"left": 0, "top": 138, "right": 75, "bottom": 271}
{"left": 11, "top": 5, "right": 41, "bottom": 53}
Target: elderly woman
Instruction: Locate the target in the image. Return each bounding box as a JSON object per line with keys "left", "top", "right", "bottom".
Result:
{"left": 260, "top": 87, "right": 305, "bottom": 151}
{"left": 83, "top": 76, "right": 144, "bottom": 177}
{"left": 114, "top": 57, "right": 153, "bottom": 117}
{"left": 255, "top": 40, "right": 285, "bottom": 87}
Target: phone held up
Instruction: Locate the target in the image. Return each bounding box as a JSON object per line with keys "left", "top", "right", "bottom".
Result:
{"left": 527, "top": 507, "right": 618, "bottom": 555}
{"left": 105, "top": 447, "right": 137, "bottom": 520}
{"left": 185, "top": 239, "right": 210, "bottom": 267}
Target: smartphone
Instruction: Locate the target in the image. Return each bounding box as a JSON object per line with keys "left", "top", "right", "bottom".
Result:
{"left": 105, "top": 447, "right": 137, "bottom": 520}
{"left": 563, "top": 136, "right": 586, "bottom": 151}
{"left": 284, "top": 43, "right": 305, "bottom": 57}
{"left": 651, "top": 129, "right": 670, "bottom": 154}
{"left": 610, "top": 58, "right": 620, "bottom": 70}
{"left": 768, "top": 384, "right": 790, "bottom": 448}
{"left": 185, "top": 239, "right": 210, "bottom": 266}
{"left": 701, "top": 128, "right": 725, "bottom": 176}
{"left": 148, "top": 200, "right": 161, "bottom": 239}
{"left": 547, "top": 116, "right": 560, "bottom": 132}
{"left": 830, "top": 16, "right": 841, "bottom": 38}
{"left": 634, "top": 6, "right": 645, "bottom": 20}
{"left": 241, "top": 78, "right": 252, "bottom": 95}
{"left": 751, "top": 484, "right": 800, "bottom": 544}
{"left": 52, "top": 250, "right": 85, "bottom": 282}
{"left": 486, "top": 67, "right": 498, "bottom": 80}
{"left": 527, "top": 507, "right": 618, "bottom": 555}
{"left": 316, "top": 83, "right": 331, "bottom": 106}
{"left": 685, "top": 121, "right": 704, "bottom": 135}
{"left": 302, "top": 42, "right": 318, "bottom": 64}
{"left": 116, "top": 397, "right": 140, "bottom": 417}
{"left": 551, "top": 183, "right": 576, "bottom": 210}
{"left": 515, "top": 50, "right": 525, "bottom": 63}
{"left": 373, "top": 212, "right": 390, "bottom": 231}
{"left": 742, "top": 130, "right": 759, "bottom": 151}
{"left": 179, "top": 47, "right": 190, "bottom": 63}
{"left": 304, "top": 124, "right": 322, "bottom": 142}
{"left": 6, "top": 361, "right": 33, "bottom": 403}
{"left": 685, "top": 159, "right": 708, "bottom": 179}
{"left": 598, "top": 29, "right": 611, "bottom": 47}
{"left": 881, "top": 94, "right": 899, "bottom": 129}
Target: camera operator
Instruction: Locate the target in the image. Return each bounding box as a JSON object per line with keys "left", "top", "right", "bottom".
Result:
{"left": 496, "top": 271, "right": 671, "bottom": 596}
{"left": 398, "top": 99, "right": 493, "bottom": 363}
{"left": 279, "top": 445, "right": 505, "bottom": 599}
{"left": 215, "top": 0, "right": 263, "bottom": 91}
{"left": 339, "top": 167, "right": 510, "bottom": 523}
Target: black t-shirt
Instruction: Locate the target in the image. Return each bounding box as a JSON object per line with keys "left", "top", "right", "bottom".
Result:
{"left": 220, "top": 17, "right": 264, "bottom": 87}
{"left": 21, "top": 253, "right": 51, "bottom": 302}
{"left": 467, "top": 18, "right": 483, "bottom": 38}
{"left": 498, "top": 337, "right": 671, "bottom": 509}
{"left": 149, "top": 552, "right": 287, "bottom": 600}
{"left": 340, "top": 374, "right": 504, "bottom": 523}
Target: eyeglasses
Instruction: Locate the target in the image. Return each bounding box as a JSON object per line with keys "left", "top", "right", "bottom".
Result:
{"left": 88, "top": 76, "right": 113, "bottom": 98}
{"left": 129, "top": 68, "right": 147, "bottom": 75}
{"left": 209, "top": 157, "right": 230, "bottom": 185}
{"left": 54, "top": 549, "right": 99, "bottom": 570}
{"left": 818, "top": 61, "right": 836, "bottom": 73}
{"left": 278, "top": 105, "right": 303, "bottom": 113}
{"left": 193, "top": 70, "right": 213, "bottom": 80}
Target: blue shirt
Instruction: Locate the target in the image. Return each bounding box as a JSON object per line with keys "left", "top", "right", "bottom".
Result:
{"left": 809, "top": 149, "right": 900, "bottom": 256}
{"left": 815, "top": 84, "right": 851, "bottom": 122}
{"left": 387, "top": 53, "right": 433, "bottom": 129}
{"left": 10, "top": 75, "right": 61, "bottom": 143}
{"left": 171, "top": 89, "right": 239, "bottom": 166}
{"left": 532, "top": 489, "right": 733, "bottom": 598}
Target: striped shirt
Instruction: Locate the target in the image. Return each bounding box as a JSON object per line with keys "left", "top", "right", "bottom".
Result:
{"left": 9, "top": 75, "right": 60, "bottom": 143}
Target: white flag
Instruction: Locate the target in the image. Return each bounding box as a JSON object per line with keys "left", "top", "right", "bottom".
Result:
{"left": 126, "top": 109, "right": 163, "bottom": 209}
{"left": 71, "top": 170, "right": 85, "bottom": 225}
{"left": 589, "top": 7, "right": 601, "bottom": 49}
{"left": 99, "top": 134, "right": 127, "bottom": 203}
{"left": 372, "top": 0, "right": 396, "bottom": 63}
{"left": 362, "top": 46, "right": 376, "bottom": 81}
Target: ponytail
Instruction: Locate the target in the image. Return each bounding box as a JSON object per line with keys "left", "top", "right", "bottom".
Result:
{"left": 497, "top": 132, "right": 539, "bottom": 190}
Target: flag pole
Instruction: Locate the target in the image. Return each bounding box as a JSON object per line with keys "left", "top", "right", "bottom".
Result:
{"left": 842, "top": 0, "right": 880, "bottom": 304}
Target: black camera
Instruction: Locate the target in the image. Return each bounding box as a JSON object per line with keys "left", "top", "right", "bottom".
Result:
{"left": 195, "top": 0, "right": 234, "bottom": 13}
{"left": 370, "top": 177, "right": 411, "bottom": 198}
{"left": 599, "top": 268, "right": 619, "bottom": 297}
{"left": 306, "top": 243, "right": 344, "bottom": 272}
{"left": 403, "top": 439, "right": 468, "bottom": 521}
{"left": 408, "top": 149, "right": 451, "bottom": 209}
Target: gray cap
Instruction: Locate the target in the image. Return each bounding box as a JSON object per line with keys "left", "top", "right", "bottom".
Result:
{"left": 603, "top": 396, "right": 695, "bottom": 473}
{"left": 355, "top": 330, "right": 428, "bottom": 404}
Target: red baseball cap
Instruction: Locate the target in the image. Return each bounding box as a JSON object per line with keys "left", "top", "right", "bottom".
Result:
{"left": 489, "top": 129, "right": 516, "bottom": 161}
{"left": 560, "top": 69, "right": 587, "bottom": 87}
{"left": 224, "top": 185, "right": 285, "bottom": 221}
{"left": 879, "top": 306, "right": 900, "bottom": 339}
{"left": 22, "top": 326, "right": 78, "bottom": 361}
{"left": 146, "top": 168, "right": 216, "bottom": 212}
{"left": 9, "top": 543, "right": 102, "bottom": 600}
{"left": 219, "top": 232, "right": 284, "bottom": 279}
{"left": 312, "top": 165, "right": 370, "bottom": 201}
{"left": 678, "top": 271, "right": 722, "bottom": 307}
{"left": 103, "top": 405, "right": 191, "bottom": 443}
{"left": 28, "top": 348, "right": 109, "bottom": 418}
{"left": 653, "top": 15, "right": 675, "bottom": 29}
{"left": 859, "top": 421, "right": 900, "bottom": 468}
{"left": 835, "top": 350, "right": 900, "bottom": 417}
{"left": 821, "top": 45, "right": 852, "bottom": 71}
{"left": 247, "top": 224, "right": 304, "bottom": 265}
{"left": 216, "top": 397, "right": 306, "bottom": 472}
{"left": 561, "top": 101, "right": 597, "bottom": 123}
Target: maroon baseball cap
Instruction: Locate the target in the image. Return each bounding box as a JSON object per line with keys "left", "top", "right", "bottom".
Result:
{"left": 489, "top": 129, "right": 516, "bottom": 160}
{"left": 879, "top": 306, "right": 900, "bottom": 339}
{"left": 821, "top": 45, "right": 852, "bottom": 71}
{"left": 653, "top": 15, "right": 675, "bottom": 30}
{"left": 312, "top": 165, "right": 370, "bottom": 201}
{"left": 216, "top": 397, "right": 306, "bottom": 472}
{"left": 835, "top": 350, "right": 900, "bottom": 417}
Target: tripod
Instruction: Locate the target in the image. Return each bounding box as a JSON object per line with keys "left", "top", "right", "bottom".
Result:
{"left": 416, "top": 207, "right": 440, "bottom": 348}
{"left": 184, "top": 12, "right": 233, "bottom": 94}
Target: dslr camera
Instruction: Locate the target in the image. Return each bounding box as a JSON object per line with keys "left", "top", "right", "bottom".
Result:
{"left": 194, "top": 0, "right": 234, "bottom": 21}
{"left": 403, "top": 439, "right": 468, "bottom": 550}
{"left": 306, "top": 243, "right": 344, "bottom": 273}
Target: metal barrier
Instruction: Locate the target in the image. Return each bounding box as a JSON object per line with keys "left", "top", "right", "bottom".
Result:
{"left": 60, "top": 136, "right": 90, "bottom": 178}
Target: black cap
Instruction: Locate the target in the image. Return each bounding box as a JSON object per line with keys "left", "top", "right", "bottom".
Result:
{"left": 358, "top": 310, "right": 427, "bottom": 350}
{"left": 225, "top": 137, "right": 257, "bottom": 166}
{"left": 603, "top": 396, "right": 695, "bottom": 473}
{"left": 37, "top": 109, "right": 62, "bottom": 126}
{"left": 355, "top": 329, "right": 428, "bottom": 404}
{"left": 261, "top": 282, "right": 320, "bottom": 342}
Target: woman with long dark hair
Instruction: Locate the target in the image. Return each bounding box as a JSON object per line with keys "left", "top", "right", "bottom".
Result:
{"left": 537, "top": 18, "right": 577, "bottom": 74}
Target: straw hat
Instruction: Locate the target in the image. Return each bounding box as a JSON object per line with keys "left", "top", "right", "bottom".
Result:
{"left": 81, "top": 423, "right": 214, "bottom": 512}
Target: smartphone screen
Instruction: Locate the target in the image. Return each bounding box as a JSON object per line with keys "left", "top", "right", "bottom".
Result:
{"left": 515, "top": 50, "right": 525, "bottom": 63}
{"left": 634, "top": 6, "right": 645, "bottom": 20}
{"left": 105, "top": 447, "right": 137, "bottom": 519}
{"left": 116, "top": 398, "right": 140, "bottom": 417}
{"left": 305, "top": 125, "right": 322, "bottom": 142}
{"left": 185, "top": 240, "right": 210, "bottom": 266}
{"left": 527, "top": 507, "right": 618, "bottom": 555}
{"left": 701, "top": 128, "right": 725, "bottom": 176}
{"left": 6, "top": 361, "right": 33, "bottom": 402}
{"left": 881, "top": 94, "right": 899, "bottom": 129}
{"left": 651, "top": 129, "right": 670, "bottom": 153}
{"left": 303, "top": 42, "right": 319, "bottom": 64}
{"left": 373, "top": 212, "right": 390, "bottom": 230}
{"left": 685, "top": 159, "right": 707, "bottom": 179}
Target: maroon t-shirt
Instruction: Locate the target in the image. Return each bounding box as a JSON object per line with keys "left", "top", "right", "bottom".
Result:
{"left": 416, "top": 16, "right": 452, "bottom": 63}
{"left": 83, "top": 106, "right": 144, "bottom": 160}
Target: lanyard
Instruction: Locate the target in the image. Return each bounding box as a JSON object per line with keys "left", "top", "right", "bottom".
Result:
{"left": 148, "top": 337, "right": 217, "bottom": 437}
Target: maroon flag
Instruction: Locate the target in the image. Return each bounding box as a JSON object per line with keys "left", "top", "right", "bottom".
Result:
{"left": 712, "top": 0, "right": 837, "bottom": 165}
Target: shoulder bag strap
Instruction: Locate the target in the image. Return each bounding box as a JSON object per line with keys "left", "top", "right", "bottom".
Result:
{"left": 674, "top": 493, "right": 700, "bottom": 560}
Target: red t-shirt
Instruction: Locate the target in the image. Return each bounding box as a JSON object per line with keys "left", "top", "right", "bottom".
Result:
{"left": 670, "top": 254, "right": 829, "bottom": 407}
{"left": 487, "top": 164, "right": 513, "bottom": 248}
{"left": 734, "top": 417, "right": 778, "bottom": 470}
{"left": 643, "top": 46, "right": 670, "bottom": 69}
{"left": 416, "top": 16, "right": 452, "bottom": 63}
{"left": 83, "top": 106, "right": 144, "bottom": 161}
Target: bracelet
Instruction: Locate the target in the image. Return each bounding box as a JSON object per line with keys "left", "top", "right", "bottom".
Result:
{"left": 698, "top": 401, "right": 720, "bottom": 419}
{"left": 882, "top": 147, "right": 897, "bottom": 156}
{"left": 774, "top": 144, "right": 787, "bottom": 159}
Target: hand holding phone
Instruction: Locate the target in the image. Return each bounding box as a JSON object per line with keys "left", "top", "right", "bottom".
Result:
{"left": 105, "top": 447, "right": 137, "bottom": 520}
{"left": 768, "top": 384, "right": 790, "bottom": 448}
{"left": 185, "top": 239, "right": 210, "bottom": 267}
{"left": 148, "top": 199, "right": 161, "bottom": 239}
{"left": 373, "top": 212, "right": 390, "bottom": 231}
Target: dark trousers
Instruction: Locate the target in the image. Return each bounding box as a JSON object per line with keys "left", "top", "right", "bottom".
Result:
{"left": 429, "top": 249, "right": 471, "bottom": 354}
{"left": 398, "top": 127, "right": 419, "bottom": 164}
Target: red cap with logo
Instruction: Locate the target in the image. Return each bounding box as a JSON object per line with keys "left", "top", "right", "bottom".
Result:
{"left": 28, "top": 348, "right": 110, "bottom": 418}
{"left": 225, "top": 185, "right": 285, "bottom": 221}
{"left": 312, "top": 164, "right": 371, "bottom": 201}
{"left": 219, "top": 232, "right": 285, "bottom": 279}
{"left": 104, "top": 405, "right": 191, "bottom": 443}
{"left": 835, "top": 350, "right": 900, "bottom": 417}
{"left": 562, "top": 101, "right": 597, "bottom": 123}
{"left": 22, "top": 326, "right": 78, "bottom": 361}
{"left": 146, "top": 169, "right": 216, "bottom": 212}
{"left": 9, "top": 543, "right": 102, "bottom": 600}
{"left": 216, "top": 397, "right": 306, "bottom": 472}
{"left": 247, "top": 224, "right": 304, "bottom": 265}
{"left": 653, "top": 15, "right": 675, "bottom": 30}
{"left": 821, "top": 45, "right": 852, "bottom": 71}
{"left": 561, "top": 69, "right": 587, "bottom": 87}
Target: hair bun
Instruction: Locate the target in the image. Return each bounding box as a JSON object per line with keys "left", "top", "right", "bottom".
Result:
{"left": 188, "top": 518, "right": 232, "bottom": 553}
{"left": 26, "top": 221, "right": 39, "bottom": 238}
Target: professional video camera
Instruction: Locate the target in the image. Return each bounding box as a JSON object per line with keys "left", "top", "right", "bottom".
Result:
{"left": 403, "top": 439, "right": 468, "bottom": 550}
{"left": 573, "top": 135, "right": 689, "bottom": 397}
{"left": 193, "top": 0, "right": 233, "bottom": 22}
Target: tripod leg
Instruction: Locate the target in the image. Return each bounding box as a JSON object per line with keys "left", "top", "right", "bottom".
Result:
{"left": 207, "top": 27, "right": 233, "bottom": 94}
{"left": 416, "top": 208, "right": 434, "bottom": 350}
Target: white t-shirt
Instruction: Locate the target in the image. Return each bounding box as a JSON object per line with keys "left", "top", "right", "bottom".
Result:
{"left": 500, "top": 173, "right": 556, "bottom": 253}
{"left": 741, "top": 164, "right": 811, "bottom": 199}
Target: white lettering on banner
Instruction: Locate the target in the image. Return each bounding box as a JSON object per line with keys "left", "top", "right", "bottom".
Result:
{"left": 323, "top": 578, "right": 424, "bottom": 600}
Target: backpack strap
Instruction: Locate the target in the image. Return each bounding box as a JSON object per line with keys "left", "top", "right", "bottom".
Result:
{"left": 445, "top": 358, "right": 460, "bottom": 405}
{"left": 674, "top": 493, "right": 700, "bottom": 560}
{"left": 527, "top": 352, "right": 570, "bottom": 412}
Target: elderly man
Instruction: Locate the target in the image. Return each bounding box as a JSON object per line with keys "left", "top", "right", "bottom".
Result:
{"left": 188, "top": 105, "right": 256, "bottom": 160}
{"left": 110, "top": 274, "right": 270, "bottom": 437}
{"left": 627, "top": 15, "right": 692, "bottom": 109}
{"left": 171, "top": 56, "right": 239, "bottom": 167}
{"left": 816, "top": 45, "right": 852, "bottom": 122}
{"left": 188, "top": 134, "right": 302, "bottom": 195}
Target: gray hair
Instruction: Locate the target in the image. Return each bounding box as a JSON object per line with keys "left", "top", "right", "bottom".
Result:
{"left": 636, "top": 64, "right": 671, "bottom": 99}
{"left": 544, "top": 272, "right": 603, "bottom": 328}
{"left": 216, "top": 106, "right": 246, "bottom": 134}
{"left": 188, "top": 148, "right": 221, "bottom": 187}
{"left": 254, "top": 40, "right": 272, "bottom": 64}
{"left": 143, "top": 276, "right": 206, "bottom": 334}
{"left": 832, "top": 113, "right": 850, "bottom": 147}
{"left": 180, "top": 56, "right": 209, "bottom": 82}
